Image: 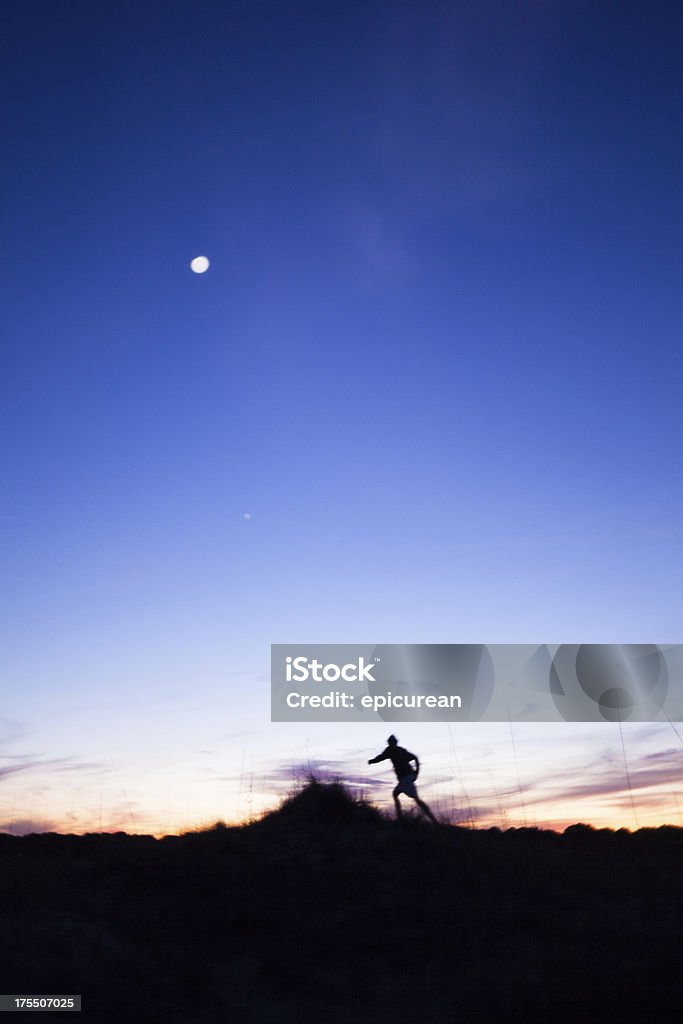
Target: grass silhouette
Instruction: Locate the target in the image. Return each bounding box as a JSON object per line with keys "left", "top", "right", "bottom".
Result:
{"left": 256, "top": 774, "right": 385, "bottom": 826}
{"left": 1, "top": 780, "right": 682, "bottom": 1022}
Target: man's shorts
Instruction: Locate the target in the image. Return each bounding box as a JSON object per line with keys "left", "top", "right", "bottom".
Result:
{"left": 395, "top": 773, "right": 418, "bottom": 798}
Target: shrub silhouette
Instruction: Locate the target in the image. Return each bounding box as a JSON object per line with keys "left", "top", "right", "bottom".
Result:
{"left": 262, "top": 776, "right": 384, "bottom": 826}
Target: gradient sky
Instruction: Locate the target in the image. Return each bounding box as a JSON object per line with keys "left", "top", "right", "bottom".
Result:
{"left": 2, "top": 1, "right": 682, "bottom": 835}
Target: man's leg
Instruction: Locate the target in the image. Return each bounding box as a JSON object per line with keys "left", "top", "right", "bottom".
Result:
{"left": 392, "top": 784, "right": 403, "bottom": 818}
{"left": 415, "top": 794, "right": 438, "bottom": 824}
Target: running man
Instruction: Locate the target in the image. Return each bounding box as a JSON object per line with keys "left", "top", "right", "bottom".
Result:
{"left": 368, "top": 735, "right": 438, "bottom": 823}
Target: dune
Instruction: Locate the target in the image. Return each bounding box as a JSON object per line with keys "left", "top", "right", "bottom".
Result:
{"left": 1, "top": 780, "right": 681, "bottom": 1022}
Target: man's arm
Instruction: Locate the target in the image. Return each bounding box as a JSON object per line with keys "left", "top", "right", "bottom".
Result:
{"left": 368, "top": 747, "right": 389, "bottom": 765}
{"left": 409, "top": 753, "right": 420, "bottom": 777}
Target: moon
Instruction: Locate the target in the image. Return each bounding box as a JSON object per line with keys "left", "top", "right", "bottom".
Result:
{"left": 190, "top": 255, "right": 210, "bottom": 274}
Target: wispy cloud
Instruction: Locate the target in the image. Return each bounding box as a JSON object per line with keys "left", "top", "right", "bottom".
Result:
{"left": 261, "top": 758, "right": 388, "bottom": 792}
{"left": 0, "top": 817, "right": 58, "bottom": 835}
{"left": 517, "top": 746, "right": 683, "bottom": 813}
{"left": 0, "top": 757, "right": 77, "bottom": 781}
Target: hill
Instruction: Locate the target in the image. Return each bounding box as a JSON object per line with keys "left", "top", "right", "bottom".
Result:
{"left": 1, "top": 780, "right": 682, "bottom": 1022}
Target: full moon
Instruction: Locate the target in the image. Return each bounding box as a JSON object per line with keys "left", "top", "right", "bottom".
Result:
{"left": 190, "top": 255, "right": 210, "bottom": 274}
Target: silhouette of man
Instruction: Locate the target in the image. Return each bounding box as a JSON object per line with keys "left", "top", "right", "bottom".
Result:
{"left": 368, "top": 735, "right": 438, "bottom": 823}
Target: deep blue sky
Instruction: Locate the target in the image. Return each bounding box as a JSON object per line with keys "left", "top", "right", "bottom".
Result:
{"left": 1, "top": 1, "right": 682, "bottom": 832}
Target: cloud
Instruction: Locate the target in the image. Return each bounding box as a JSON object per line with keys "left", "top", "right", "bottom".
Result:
{"left": 260, "top": 759, "right": 389, "bottom": 792}
{"left": 53, "top": 762, "right": 110, "bottom": 776}
{"left": 518, "top": 746, "right": 683, "bottom": 811}
{"left": 0, "top": 757, "right": 69, "bottom": 781}
{"left": 0, "top": 817, "right": 58, "bottom": 835}
{"left": 0, "top": 754, "right": 111, "bottom": 791}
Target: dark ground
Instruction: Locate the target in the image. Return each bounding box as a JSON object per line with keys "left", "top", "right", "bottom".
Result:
{"left": 1, "top": 780, "right": 682, "bottom": 1023}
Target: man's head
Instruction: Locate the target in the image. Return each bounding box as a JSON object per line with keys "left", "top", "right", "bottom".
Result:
{"left": 387, "top": 734, "right": 398, "bottom": 746}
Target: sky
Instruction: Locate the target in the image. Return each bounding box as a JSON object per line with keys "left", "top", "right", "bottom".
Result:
{"left": 1, "top": 0, "right": 682, "bottom": 835}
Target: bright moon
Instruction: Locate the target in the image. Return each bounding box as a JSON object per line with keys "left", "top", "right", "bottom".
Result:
{"left": 190, "top": 255, "right": 210, "bottom": 274}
